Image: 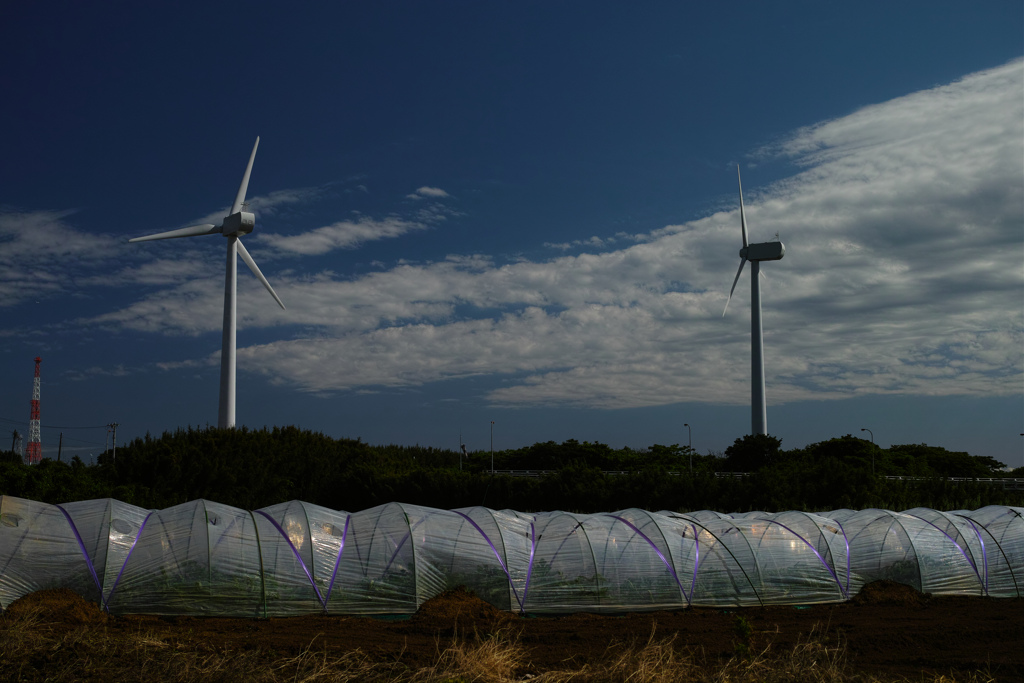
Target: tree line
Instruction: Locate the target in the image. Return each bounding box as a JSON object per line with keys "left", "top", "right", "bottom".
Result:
{"left": 0, "top": 427, "right": 1019, "bottom": 513}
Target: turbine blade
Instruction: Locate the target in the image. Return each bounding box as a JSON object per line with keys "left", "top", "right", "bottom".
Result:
{"left": 722, "top": 258, "right": 746, "bottom": 316}
{"left": 237, "top": 239, "right": 286, "bottom": 310}
{"left": 737, "top": 165, "right": 748, "bottom": 248}
{"left": 230, "top": 136, "right": 260, "bottom": 215}
{"left": 128, "top": 224, "right": 218, "bottom": 242}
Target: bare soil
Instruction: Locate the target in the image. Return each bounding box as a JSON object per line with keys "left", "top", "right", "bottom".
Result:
{"left": 6, "top": 582, "right": 1022, "bottom": 680}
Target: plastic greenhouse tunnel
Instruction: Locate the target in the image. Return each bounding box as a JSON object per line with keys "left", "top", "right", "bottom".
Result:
{"left": 0, "top": 496, "right": 1020, "bottom": 616}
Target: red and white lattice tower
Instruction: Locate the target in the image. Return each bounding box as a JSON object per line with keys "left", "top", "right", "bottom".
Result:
{"left": 26, "top": 356, "right": 42, "bottom": 465}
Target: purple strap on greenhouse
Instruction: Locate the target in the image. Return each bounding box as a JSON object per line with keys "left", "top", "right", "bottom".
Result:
{"left": 452, "top": 510, "right": 524, "bottom": 612}
{"left": 605, "top": 515, "right": 690, "bottom": 606}
{"left": 833, "top": 519, "right": 851, "bottom": 597}
{"left": 103, "top": 511, "right": 153, "bottom": 612}
{"left": 255, "top": 510, "right": 325, "bottom": 609}
{"left": 756, "top": 519, "right": 847, "bottom": 599}
{"left": 54, "top": 505, "right": 103, "bottom": 603}
{"left": 521, "top": 522, "right": 536, "bottom": 613}
{"left": 690, "top": 523, "right": 699, "bottom": 603}
{"left": 961, "top": 517, "right": 989, "bottom": 595}
{"left": 322, "top": 515, "right": 351, "bottom": 607}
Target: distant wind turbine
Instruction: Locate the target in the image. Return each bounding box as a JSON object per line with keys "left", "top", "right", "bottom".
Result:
{"left": 722, "top": 166, "right": 785, "bottom": 435}
{"left": 130, "top": 137, "right": 285, "bottom": 429}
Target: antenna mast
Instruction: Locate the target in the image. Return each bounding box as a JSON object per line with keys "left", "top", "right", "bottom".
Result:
{"left": 26, "top": 356, "right": 42, "bottom": 465}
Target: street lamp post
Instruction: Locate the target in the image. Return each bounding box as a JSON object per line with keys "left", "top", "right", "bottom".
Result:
{"left": 861, "top": 428, "right": 874, "bottom": 475}
{"left": 459, "top": 430, "right": 465, "bottom": 471}
{"left": 683, "top": 423, "right": 692, "bottom": 474}
{"left": 490, "top": 421, "right": 495, "bottom": 473}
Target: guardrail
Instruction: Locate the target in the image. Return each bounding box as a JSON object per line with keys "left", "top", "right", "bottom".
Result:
{"left": 483, "top": 470, "right": 1024, "bottom": 488}
{"left": 882, "top": 475, "right": 1024, "bottom": 490}
{"left": 486, "top": 470, "right": 749, "bottom": 478}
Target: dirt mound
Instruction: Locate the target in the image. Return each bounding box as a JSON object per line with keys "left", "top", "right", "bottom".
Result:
{"left": 3, "top": 588, "right": 108, "bottom": 626}
{"left": 850, "top": 580, "right": 930, "bottom": 607}
{"left": 411, "top": 587, "right": 517, "bottom": 633}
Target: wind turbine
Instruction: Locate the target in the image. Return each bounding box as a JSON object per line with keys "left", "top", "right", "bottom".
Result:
{"left": 130, "top": 137, "right": 285, "bottom": 429}
{"left": 722, "top": 166, "right": 784, "bottom": 435}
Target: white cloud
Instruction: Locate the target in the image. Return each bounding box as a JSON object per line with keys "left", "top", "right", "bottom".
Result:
{"left": 155, "top": 358, "right": 212, "bottom": 371}
{"left": 0, "top": 210, "right": 125, "bottom": 307}
{"left": 406, "top": 186, "right": 450, "bottom": 200}
{"left": 87, "top": 274, "right": 226, "bottom": 335}
{"left": 87, "top": 60, "right": 1024, "bottom": 409}
{"left": 544, "top": 235, "right": 616, "bottom": 250}
{"left": 85, "top": 255, "right": 215, "bottom": 287}
{"left": 63, "top": 364, "right": 134, "bottom": 381}
{"left": 258, "top": 216, "right": 429, "bottom": 256}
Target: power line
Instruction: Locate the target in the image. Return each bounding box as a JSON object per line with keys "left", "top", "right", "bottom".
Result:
{"left": 43, "top": 422, "right": 110, "bottom": 430}
{"left": 56, "top": 435, "right": 106, "bottom": 447}
{"left": 0, "top": 416, "right": 110, "bottom": 430}
{"left": 0, "top": 417, "right": 110, "bottom": 450}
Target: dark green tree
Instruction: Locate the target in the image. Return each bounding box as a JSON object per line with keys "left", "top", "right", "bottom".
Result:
{"left": 724, "top": 434, "right": 782, "bottom": 471}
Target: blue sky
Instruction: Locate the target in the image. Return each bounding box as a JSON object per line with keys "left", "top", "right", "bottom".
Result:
{"left": 1, "top": 3, "right": 1022, "bottom": 467}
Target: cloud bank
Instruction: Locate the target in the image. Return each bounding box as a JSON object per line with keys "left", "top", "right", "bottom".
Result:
{"left": 0, "top": 210, "right": 125, "bottom": 307}
{"left": 81, "top": 60, "right": 1024, "bottom": 408}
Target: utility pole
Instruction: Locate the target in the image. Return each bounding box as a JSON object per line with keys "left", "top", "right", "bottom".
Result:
{"left": 108, "top": 422, "right": 120, "bottom": 463}
{"left": 57, "top": 432, "right": 63, "bottom": 462}
{"left": 490, "top": 421, "right": 495, "bottom": 473}
{"left": 684, "top": 423, "right": 692, "bottom": 474}
{"left": 861, "top": 428, "right": 874, "bottom": 475}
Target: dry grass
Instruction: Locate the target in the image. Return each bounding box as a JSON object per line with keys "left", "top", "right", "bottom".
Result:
{"left": 0, "top": 605, "right": 402, "bottom": 683}
{"left": 0, "top": 607, "right": 994, "bottom": 683}
{"left": 410, "top": 629, "right": 526, "bottom": 682}
{"left": 531, "top": 623, "right": 995, "bottom": 683}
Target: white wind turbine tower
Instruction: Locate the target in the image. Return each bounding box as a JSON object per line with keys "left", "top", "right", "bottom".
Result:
{"left": 722, "top": 166, "right": 785, "bottom": 435}
{"left": 130, "top": 137, "right": 285, "bottom": 429}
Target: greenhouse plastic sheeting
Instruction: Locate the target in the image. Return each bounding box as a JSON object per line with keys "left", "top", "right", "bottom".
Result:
{"left": 251, "top": 500, "right": 351, "bottom": 616}
{"left": 960, "top": 505, "right": 1024, "bottom": 598}
{"left": 104, "top": 499, "right": 263, "bottom": 616}
{"left": 658, "top": 510, "right": 850, "bottom": 607}
{"left": 0, "top": 496, "right": 149, "bottom": 610}
{"left": 0, "top": 496, "right": 1020, "bottom": 616}
{"left": 839, "top": 508, "right": 992, "bottom": 597}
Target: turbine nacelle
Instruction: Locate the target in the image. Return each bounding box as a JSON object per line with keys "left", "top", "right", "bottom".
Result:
{"left": 740, "top": 241, "right": 785, "bottom": 262}
{"left": 222, "top": 211, "right": 255, "bottom": 237}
